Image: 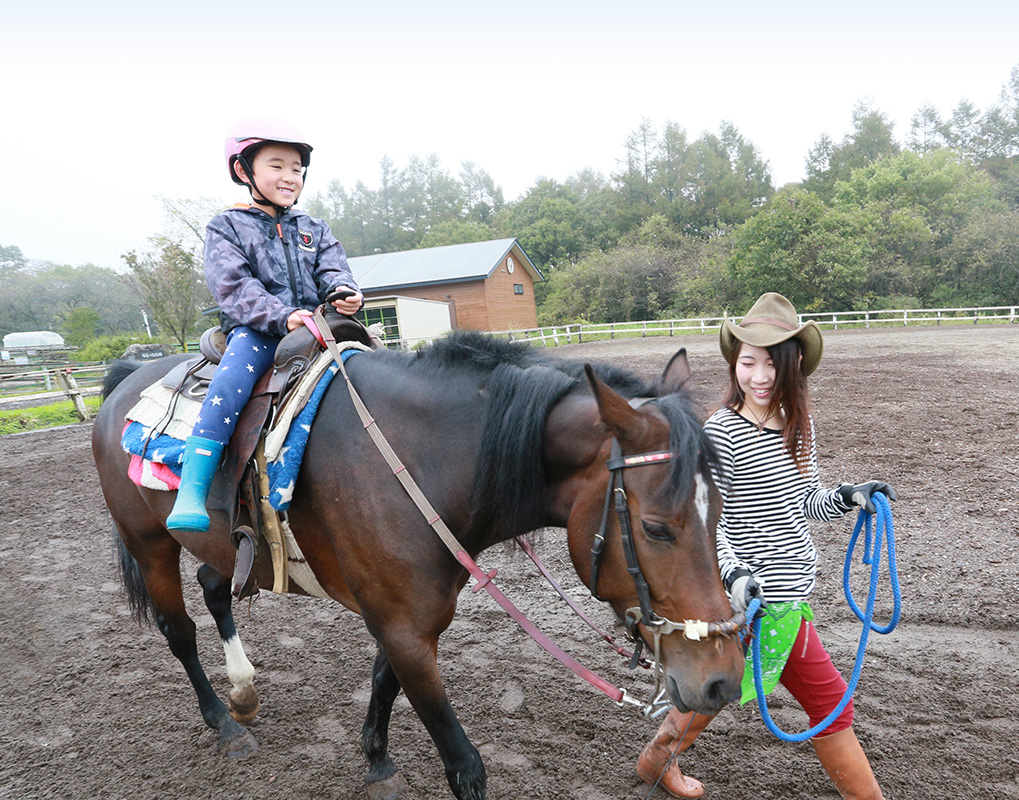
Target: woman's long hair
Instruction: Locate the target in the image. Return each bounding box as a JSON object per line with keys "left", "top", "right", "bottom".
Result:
{"left": 722, "top": 338, "right": 811, "bottom": 473}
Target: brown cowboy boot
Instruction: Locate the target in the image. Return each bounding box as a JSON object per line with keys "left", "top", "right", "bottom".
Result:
{"left": 811, "top": 727, "right": 884, "bottom": 800}
{"left": 635, "top": 709, "right": 714, "bottom": 798}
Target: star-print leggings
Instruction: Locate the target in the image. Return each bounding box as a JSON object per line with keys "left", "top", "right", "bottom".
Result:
{"left": 190, "top": 326, "right": 279, "bottom": 445}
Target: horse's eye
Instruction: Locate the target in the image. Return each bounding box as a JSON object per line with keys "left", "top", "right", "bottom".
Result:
{"left": 641, "top": 520, "right": 674, "bottom": 541}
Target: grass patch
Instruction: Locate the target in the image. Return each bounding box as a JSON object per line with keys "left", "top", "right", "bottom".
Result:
{"left": 0, "top": 397, "right": 102, "bottom": 435}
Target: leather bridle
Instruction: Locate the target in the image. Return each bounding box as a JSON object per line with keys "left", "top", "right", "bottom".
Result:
{"left": 589, "top": 438, "right": 748, "bottom": 645}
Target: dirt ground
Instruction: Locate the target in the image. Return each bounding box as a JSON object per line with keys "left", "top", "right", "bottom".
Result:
{"left": 1, "top": 324, "right": 1017, "bottom": 800}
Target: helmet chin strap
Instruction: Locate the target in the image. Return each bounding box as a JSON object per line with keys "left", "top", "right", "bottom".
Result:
{"left": 236, "top": 155, "right": 301, "bottom": 218}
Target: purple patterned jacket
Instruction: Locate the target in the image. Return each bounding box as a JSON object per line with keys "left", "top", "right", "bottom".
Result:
{"left": 203, "top": 205, "right": 360, "bottom": 337}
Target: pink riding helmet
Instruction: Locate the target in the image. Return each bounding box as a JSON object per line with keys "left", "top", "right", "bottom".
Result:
{"left": 224, "top": 117, "right": 314, "bottom": 184}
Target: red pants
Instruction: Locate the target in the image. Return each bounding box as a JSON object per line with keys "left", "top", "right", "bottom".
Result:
{"left": 779, "top": 619, "right": 854, "bottom": 737}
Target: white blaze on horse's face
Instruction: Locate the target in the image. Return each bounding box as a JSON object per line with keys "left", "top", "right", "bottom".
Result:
{"left": 693, "top": 473, "right": 710, "bottom": 529}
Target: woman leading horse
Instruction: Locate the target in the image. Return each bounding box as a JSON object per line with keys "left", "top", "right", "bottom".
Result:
{"left": 91, "top": 332, "right": 745, "bottom": 800}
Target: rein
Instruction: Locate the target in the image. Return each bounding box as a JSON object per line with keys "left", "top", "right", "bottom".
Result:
{"left": 309, "top": 310, "right": 647, "bottom": 709}
{"left": 311, "top": 309, "right": 749, "bottom": 716}
{"left": 748, "top": 491, "right": 901, "bottom": 741}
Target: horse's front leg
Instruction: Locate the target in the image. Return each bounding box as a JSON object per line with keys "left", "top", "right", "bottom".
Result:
{"left": 197, "top": 564, "right": 260, "bottom": 724}
{"left": 381, "top": 632, "right": 486, "bottom": 800}
{"left": 362, "top": 645, "right": 412, "bottom": 799}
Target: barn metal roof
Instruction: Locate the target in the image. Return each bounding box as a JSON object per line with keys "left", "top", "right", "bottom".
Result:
{"left": 349, "top": 238, "right": 542, "bottom": 292}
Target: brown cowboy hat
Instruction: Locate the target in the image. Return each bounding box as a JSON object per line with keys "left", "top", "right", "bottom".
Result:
{"left": 719, "top": 292, "right": 824, "bottom": 375}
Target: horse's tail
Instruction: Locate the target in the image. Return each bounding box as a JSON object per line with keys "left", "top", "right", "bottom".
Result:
{"left": 102, "top": 359, "right": 143, "bottom": 401}
{"left": 113, "top": 527, "right": 155, "bottom": 625}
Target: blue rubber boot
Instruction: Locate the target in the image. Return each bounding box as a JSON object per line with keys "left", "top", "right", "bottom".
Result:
{"left": 166, "top": 436, "right": 225, "bottom": 533}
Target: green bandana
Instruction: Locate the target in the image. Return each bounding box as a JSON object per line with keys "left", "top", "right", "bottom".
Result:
{"left": 740, "top": 601, "right": 814, "bottom": 705}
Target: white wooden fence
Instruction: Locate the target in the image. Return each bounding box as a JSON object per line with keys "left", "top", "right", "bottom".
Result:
{"left": 2, "top": 305, "right": 1016, "bottom": 401}
{"left": 491, "top": 305, "right": 1019, "bottom": 348}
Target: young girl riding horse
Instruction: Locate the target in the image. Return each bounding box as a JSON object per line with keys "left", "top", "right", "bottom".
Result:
{"left": 636, "top": 292, "right": 896, "bottom": 800}
{"left": 167, "top": 117, "right": 363, "bottom": 532}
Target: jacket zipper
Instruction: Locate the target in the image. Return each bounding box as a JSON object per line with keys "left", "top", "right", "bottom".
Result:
{"left": 276, "top": 219, "right": 300, "bottom": 303}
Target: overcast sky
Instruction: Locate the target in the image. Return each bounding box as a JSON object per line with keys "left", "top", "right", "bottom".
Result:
{"left": 2, "top": 1, "right": 1017, "bottom": 268}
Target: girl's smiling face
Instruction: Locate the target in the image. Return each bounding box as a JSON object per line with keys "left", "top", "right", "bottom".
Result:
{"left": 735, "top": 343, "right": 777, "bottom": 423}
{"left": 243, "top": 143, "right": 305, "bottom": 212}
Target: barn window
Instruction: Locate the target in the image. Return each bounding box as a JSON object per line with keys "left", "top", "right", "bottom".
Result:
{"left": 356, "top": 305, "right": 400, "bottom": 341}
{"left": 513, "top": 284, "right": 524, "bottom": 295}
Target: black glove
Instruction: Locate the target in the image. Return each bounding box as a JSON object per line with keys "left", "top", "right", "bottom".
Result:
{"left": 727, "top": 568, "right": 767, "bottom": 617}
{"left": 839, "top": 481, "right": 897, "bottom": 514}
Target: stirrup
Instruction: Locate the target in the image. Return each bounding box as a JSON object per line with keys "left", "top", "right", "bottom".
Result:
{"left": 231, "top": 526, "right": 260, "bottom": 600}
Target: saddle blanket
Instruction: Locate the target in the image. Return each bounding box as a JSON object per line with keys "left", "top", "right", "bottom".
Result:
{"left": 121, "top": 349, "right": 358, "bottom": 510}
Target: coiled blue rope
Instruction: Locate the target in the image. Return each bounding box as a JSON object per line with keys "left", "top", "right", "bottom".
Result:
{"left": 746, "top": 491, "right": 900, "bottom": 742}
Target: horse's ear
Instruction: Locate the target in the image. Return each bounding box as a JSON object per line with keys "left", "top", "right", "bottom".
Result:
{"left": 659, "top": 348, "right": 691, "bottom": 395}
{"left": 584, "top": 364, "right": 640, "bottom": 436}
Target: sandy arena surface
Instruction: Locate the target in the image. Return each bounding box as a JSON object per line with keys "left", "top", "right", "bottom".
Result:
{"left": 1, "top": 324, "right": 1017, "bottom": 799}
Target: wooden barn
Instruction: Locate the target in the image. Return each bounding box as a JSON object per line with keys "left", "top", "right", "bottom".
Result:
{"left": 349, "top": 238, "right": 542, "bottom": 336}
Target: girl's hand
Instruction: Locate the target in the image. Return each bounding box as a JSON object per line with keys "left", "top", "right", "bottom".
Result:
{"left": 729, "top": 573, "right": 767, "bottom": 617}
{"left": 330, "top": 289, "right": 364, "bottom": 315}
{"left": 839, "top": 481, "right": 897, "bottom": 513}
{"left": 287, "top": 308, "right": 313, "bottom": 331}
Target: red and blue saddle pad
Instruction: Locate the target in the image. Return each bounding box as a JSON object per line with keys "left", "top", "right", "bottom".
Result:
{"left": 121, "top": 357, "right": 347, "bottom": 511}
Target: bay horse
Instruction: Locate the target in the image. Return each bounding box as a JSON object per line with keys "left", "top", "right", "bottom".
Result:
{"left": 91, "top": 331, "right": 744, "bottom": 800}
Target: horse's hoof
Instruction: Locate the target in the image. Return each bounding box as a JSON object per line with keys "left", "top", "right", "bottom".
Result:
{"left": 365, "top": 772, "right": 411, "bottom": 800}
{"left": 228, "top": 685, "right": 260, "bottom": 724}
{"left": 218, "top": 723, "right": 259, "bottom": 758}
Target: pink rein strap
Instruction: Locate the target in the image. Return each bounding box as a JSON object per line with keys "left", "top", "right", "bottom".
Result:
{"left": 301, "top": 314, "right": 327, "bottom": 347}
{"left": 309, "top": 308, "right": 628, "bottom": 705}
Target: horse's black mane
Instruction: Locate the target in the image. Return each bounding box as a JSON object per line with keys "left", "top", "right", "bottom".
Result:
{"left": 406, "top": 332, "right": 714, "bottom": 538}
{"left": 101, "top": 333, "right": 713, "bottom": 541}
{"left": 405, "top": 330, "right": 650, "bottom": 395}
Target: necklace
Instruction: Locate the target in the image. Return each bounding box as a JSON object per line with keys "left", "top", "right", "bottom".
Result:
{"left": 739, "top": 403, "right": 782, "bottom": 429}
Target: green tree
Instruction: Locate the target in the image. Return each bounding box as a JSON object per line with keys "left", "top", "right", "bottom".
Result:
{"left": 539, "top": 245, "right": 671, "bottom": 324}
{"left": 981, "top": 65, "right": 1019, "bottom": 160}
{"left": 418, "top": 219, "right": 495, "bottom": 248}
{"left": 681, "top": 121, "right": 773, "bottom": 236}
{"left": 564, "top": 168, "right": 622, "bottom": 252}
{"left": 978, "top": 66, "right": 1019, "bottom": 206}
{"left": 942, "top": 99, "right": 988, "bottom": 162}
{"left": 907, "top": 103, "right": 947, "bottom": 153}
{"left": 307, "top": 154, "right": 505, "bottom": 257}
{"left": 459, "top": 161, "right": 504, "bottom": 224}
{"left": 651, "top": 121, "right": 692, "bottom": 207}
{"left": 0, "top": 261, "right": 139, "bottom": 341}
{"left": 159, "top": 196, "right": 224, "bottom": 258}
{"left": 804, "top": 102, "right": 899, "bottom": 200}
{"left": 497, "top": 179, "right": 587, "bottom": 269}
{"left": 835, "top": 150, "right": 1001, "bottom": 303}
{"left": 122, "top": 238, "right": 212, "bottom": 349}
{"left": 723, "top": 187, "right": 869, "bottom": 312}
{"left": 62, "top": 306, "right": 100, "bottom": 346}
{"left": 0, "top": 243, "right": 26, "bottom": 283}
{"left": 940, "top": 209, "right": 1019, "bottom": 305}
{"left": 538, "top": 222, "right": 710, "bottom": 324}
{"left": 613, "top": 118, "right": 658, "bottom": 226}
{"left": 0, "top": 270, "right": 51, "bottom": 337}
{"left": 394, "top": 154, "right": 465, "bottom": 249}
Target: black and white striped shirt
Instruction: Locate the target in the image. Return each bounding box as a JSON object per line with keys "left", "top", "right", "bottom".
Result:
{"left": 705, "top": 407, "right": 853, "bottom": 602}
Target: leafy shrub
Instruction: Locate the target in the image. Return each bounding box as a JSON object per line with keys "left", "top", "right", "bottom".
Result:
{"left": 71, "top": 335, "right": 176, "bottom": 363}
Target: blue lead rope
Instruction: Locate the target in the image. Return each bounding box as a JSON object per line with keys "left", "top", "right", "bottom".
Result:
{"left": 746, "top": 491, "right": 901, "bottom": 742}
